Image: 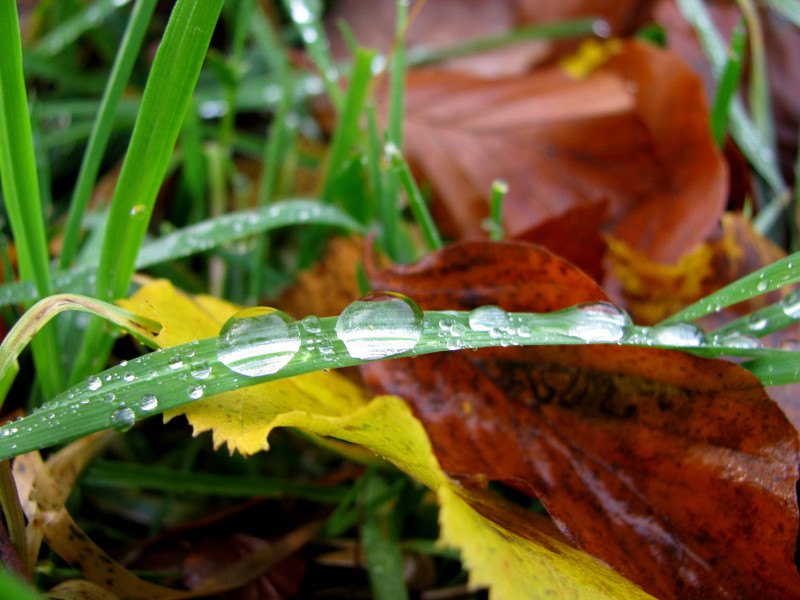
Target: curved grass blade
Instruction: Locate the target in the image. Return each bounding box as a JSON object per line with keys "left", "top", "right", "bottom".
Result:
{"left": 0, "top": 200, "right": 365, "bottom": 307}
{"left": 0, "top": 305, "right": 795, "bottom": 460}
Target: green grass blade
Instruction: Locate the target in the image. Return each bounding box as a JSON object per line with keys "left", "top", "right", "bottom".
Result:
{"left": 710, "top": 22, "right": 745, "bottom": 147}
{"left": 0, "top": 568, "right": 44, "bottom": 600}
{"left": 60, "top": 0, "right": 157, "bottom": 269}
{"left": 0, "top": 0, "right": 64, "bottom": 398}
{"left": 31, "top": 0, "right": 134, "bottom": 56}
{"left": 659, "top": 251, "right": 800, "bottom": 323}
{"left": 675, "top": 0, "right": 785, "bottom": 194}
{"left": 2, "top": 303, "right": 797, "bottom": 459}
{"left": 83, "top": 460, "right": 348, "bottom": 502}
{"left": 70, "top": 0, "right": 224, "bottom": 382}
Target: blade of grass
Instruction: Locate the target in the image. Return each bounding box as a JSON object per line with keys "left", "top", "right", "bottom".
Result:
{"left": 30, "top": 0, "right": 134, "bottom": 57}
{"left": 407, "top": 18, "right": 600, "bottom": 66}
{"left": 487, "top": 180, "right": 508, "bottom": 241}
{"left": 59, "top": 0, "right": 158, "bottom": 269}
{"left": 710, "top": 21, "right": 746, "bottom": 147}
{"left": 659, "top": 250, "right": 800, "bottom": 324}
{"left": 69, "top": 0, "right": 224, "bottom": 382}
{"left": 83, "top": 460, "right": 349, "bottom": 503}
{"left": 2, "top": 303, "right": 796, "bottom": 459}
{"left": 218, "top": 0, "right": 256, "bottom": 150}
{"left": 0, "top": 0, "right": 64, "bottom": 398}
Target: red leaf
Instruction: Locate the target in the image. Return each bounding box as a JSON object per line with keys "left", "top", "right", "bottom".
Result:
{"left": 362, "top": 240, "right": 800, "bottom": 600}
{"left": 402, "top": 40, "right": 727, "bottom": 264}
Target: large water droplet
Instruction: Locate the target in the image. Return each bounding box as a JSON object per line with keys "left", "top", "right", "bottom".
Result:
{"left": 566, "top": 302, "right": 631, "bottom": 343}
{"left": 87, "top": 375, "right": 102, "bottom": 391}
{"left": 217, "top": 307, "right": 301, "bottom": 377}
{"left": 336, "top": 292, "right": 423, "bottom": 360}
{"left": 468, "top": 306, "right": 510, "bottom": 332}
{"left": 110, "top": 407, "right": 135, "bottom": 432}
{"left": 715, "top": 332, "right": 762, "bottom": 349}
{"left": 648, "top": 322, "right": 707, "bottom": 346}
{"left": 746, "top": 313, "right": 768, "bottom": 332}
{"left": 139, "top": 394, "right": 158, "bottom": 412}
{"left": 781, "top": 289, "right": 800, "bottom": 319}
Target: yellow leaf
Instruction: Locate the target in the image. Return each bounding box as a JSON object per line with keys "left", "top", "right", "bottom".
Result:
{"left": 118, "top": 279, "right": 370, "bottom": 455}
{"left": 560, "top": 38, "right": 625, "bottom": 80}
{"left": 120, "top": 280, "right": 655, "bottom": 598}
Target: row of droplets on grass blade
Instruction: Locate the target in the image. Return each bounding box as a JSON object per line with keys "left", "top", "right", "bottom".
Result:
{"left": 4, "top": 291, "right": 800, "bottom": 459}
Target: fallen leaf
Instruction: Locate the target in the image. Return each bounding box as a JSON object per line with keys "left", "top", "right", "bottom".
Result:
{"left": 401, "top": 39, "right": 727, "bottom": 264}
{"left": 361, "top": 239, "right": 800, "bottom": 600}
{"left": 121, "top": 279, "right": 655, "bottom": 599}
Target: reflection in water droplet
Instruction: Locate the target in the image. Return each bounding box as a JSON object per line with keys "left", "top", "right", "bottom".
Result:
{"left": 218, "top": 307, "right": 300, "bottom": 377}
{"left": 336, "top": 292, "right": 423, "bottom": 360}
{"left": 468, "top": 306, "right": 509, "bottom": 332}
{"left": 139, "top": 394, "right": 158, "bottom": 412}
{"left": 747, "top": 313, "right": 768, "bottom": 332}
{"left": 781, "top": 289, "right": 800, "bottom": 319}
{"left": 190, "top": 363, "right": 212, "bottom": 380}
{"left": 110, "top": 407, "right": 135, "bottom": 432}
{"left": 648, "top": 322, "right": 707, "bottom": 346}
{"left": 87, "top": 375, "right": 102, "bottom": 391}
{"left": 566, "top": 302, "right": 631, "bottom": 343}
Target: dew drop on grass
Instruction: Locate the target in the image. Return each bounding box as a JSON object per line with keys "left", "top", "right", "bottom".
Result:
{"left": 747, "top": 313, "right": 769, "bottom": 332}
{"left": 715, "top": 332, "right": 762, "bottom": 349}
{"left": 300, "top": 315, "right": 321, "bottom": 334}
{"left": 109, "top": 407, "right": 135, "bottom": 432}
{"left": 188, "top": 385, "right": 204, "bottom": 400}
{"left": 87, "top": 375, "right": 102, "bottom": 391}
{"left": 648, "top": 322, "right": 707, "bottom": 346}
{"left": 468, "top": 306, "right": 510, "bottom": 332}
{"left": 123, "top": 371, "right": 135, "bottom": 382}
{"left": 139, "top": 394, "right": 158, "bottom": 412}
{"left": 336, "top": 292, "right": 423, "bottom": 360}
{"left": 190, "top": 363, "right": 212, "bottom": 380}
{"left": 218, "top": 307, "right": 300, "bottom": 377}
{"left": 565, "top": 302, "right": 632, "bottom": 343}
{"left": 168, "top": 355, "right": 183, "bottom": 370}
{"left": 781, "top": 289, "right": 800, "bottom": 319}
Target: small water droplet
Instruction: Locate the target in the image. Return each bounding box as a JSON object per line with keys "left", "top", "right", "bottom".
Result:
{"left": 781, "top": 289, "right": 800, "bottom": 319}
{"left": 168, "top": 355, "right": 184, "bottom": 370}
{"left": 756, "top": 280, "right": 769, "bottom": 292}
{"left": 566, "top": 302, "right": 632, "bottom": 343}
{"left": 450, "top": 323, "right": 467, "bottom": 337}
{"left": 139, "top": 394, "right": 158, "bottom": 412}
{"left": 103, "top": 393, "right": 116, "bottom": 403}
{"left": 218, "top": 307, "right": 301, "bottom": 377}
{"left": 746, "top": 313, "right": 768, "bottom": 332}
{"left": 468, "top": 306, "right": 510, "bottom": 332}
{"left": 648, "top": 322, "right": 707, "bottom": 346}
{"left": 87, "top": 375, "right": 102, "bottom": 391}
{"left": 300, "top": 315, "right": 321, "bottom": 334}
{"left": 188, "top": 385, "right": 205, "bottom": 400}
{"left": 123, "top": 371, "right": 135, "bottom": 382}
{"left": 109, "top": 407, "right": 135, "bottom": 432}
{"left": 336, "top": 292, "right": 423, "bottom": 360}
{"left": 190, "top": 363, "right": 212, "bottom": 380}
{"left": 715, "top": 332, "right": 761, "bottom": 349}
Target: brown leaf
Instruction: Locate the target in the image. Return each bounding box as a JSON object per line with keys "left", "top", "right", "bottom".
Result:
{"left": 402, "top": 39, "right": 727, "bottom": 264}
{"left": 361, "top": 240, "right": 800, "bottom": 600}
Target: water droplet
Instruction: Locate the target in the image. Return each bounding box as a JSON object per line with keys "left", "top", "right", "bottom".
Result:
{"left": 648, "top": 322, "right": 707, "bottom": 346}
{"left": 109, "top": 407, "right": 135, "bottom": 432}
{"left": 781, "top": 289, "right": 800, "bottom": 319}
{"left": 746, "top": 313, "right": 768, "bottom": 332}
{"left": 139, "top": 394, "right": 158, "bottom": 412}
{"left": 336, "top": 292, "right": 423, "bottom": 360}
{"left": 123, "top": 371, "right": 135, "bottom": 382}
{"left": 103, "top": 393, "right": 116, "bottom": 403}
{"left": 190, "top": 363, "right": 212, "bottom": 380}
{"left": 715, "top": 332, "right": 761, "bottom": 349}
{"left": 86, "top": 375, "right": 102, "bottom": 391}
{"left": 188, "top": 385, "right": 205, "bottom": 400}
{"left": 218, "top": 307, "right": 300, "bottom": 377}
{"left": 450, "top": 323, "right": 467, "bottom": 337}
{"left": 566, "top": 302, "right": 632, "bottom": 343}
{"left": 300, "top": 315, "right": 321, "bottom": 334}
{"left": 168, "top": 355, "right": 183, "bottom": 370}
{"left": 468, "top": 306, "right": 509, "bottom": 332}
{"left": 757, "top": 280, "right": 769, "bottom": 292}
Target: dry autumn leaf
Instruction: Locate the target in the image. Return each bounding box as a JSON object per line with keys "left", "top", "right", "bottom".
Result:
{"left": 361, "top": 239, "right": 800, "bottom": 600}
{"left": 401, "top": 39, "right": 727, "bottom": 264}
{"left": 119, "top": 279, "right": 656, "bottom": 599}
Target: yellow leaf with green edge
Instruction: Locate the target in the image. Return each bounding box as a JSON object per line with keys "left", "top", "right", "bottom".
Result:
{"left": 119, "top": 279, "right": 655, "bottom": 599}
